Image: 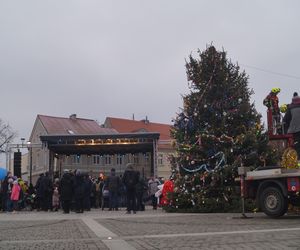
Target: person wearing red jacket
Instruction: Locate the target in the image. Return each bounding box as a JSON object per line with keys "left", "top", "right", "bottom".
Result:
{"left": 264, "top": 88, "right": 281, "bottom": 134}
{"left": 11, "top": 180, "right": 21, "bottom": 212}
{"left": 263, "top": 88, "right": 281, "bottom": 114}
{"left": 160, "top": 178, "right": 174, "bottom": 206}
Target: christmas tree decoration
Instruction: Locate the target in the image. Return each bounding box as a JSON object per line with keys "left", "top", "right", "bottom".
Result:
{"left": 166, "top": 45, "right": 279, "bottom": 213}
{"left": 281, "top": 147, "right": 298, "bottom": 169}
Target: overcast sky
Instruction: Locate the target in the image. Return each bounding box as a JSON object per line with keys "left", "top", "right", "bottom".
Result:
{"left": 1, "top": 1, "right": 300, "bottom": 165}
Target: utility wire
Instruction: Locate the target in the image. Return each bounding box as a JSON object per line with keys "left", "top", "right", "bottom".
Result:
{"left": 240, "top": 64, "right": 300, "bottom": 80}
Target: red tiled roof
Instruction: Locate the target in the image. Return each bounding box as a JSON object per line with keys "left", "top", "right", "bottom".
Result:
{"left": 104, "top": 117, "right": 172, "bottom": 140}
{"left": 38, "top": 114, "right": 117, "bottom": 135}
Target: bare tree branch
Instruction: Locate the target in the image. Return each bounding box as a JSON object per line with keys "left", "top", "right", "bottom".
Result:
{"left": 0, "top": 118, "right": 17, "bottom": 151}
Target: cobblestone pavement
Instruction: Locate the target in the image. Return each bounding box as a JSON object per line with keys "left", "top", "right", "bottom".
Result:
{"left": 1, "top": 208, "right": 300, "bottom": 249}
{"left": 0, "top": 218, "right": 108, "bottom": 250}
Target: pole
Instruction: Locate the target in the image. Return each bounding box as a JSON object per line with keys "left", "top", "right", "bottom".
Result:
{"left": 29, "top": 147, "right": 32, "bottom": 184}
{"left": 237, "top": 166, "right": 252, "bottom": 219}
{"left": 5, "top": 146, "right": 9, "bottom": 171}
{"left": 8, "top": 148, "right": 12, "bottom": 172}
{"left": 240, "top": 175, "right": 246, "bottom": 217}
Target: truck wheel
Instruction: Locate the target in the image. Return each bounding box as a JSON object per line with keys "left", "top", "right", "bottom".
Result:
{"left": 259, "top": 186, "right": 288, "bottom": 218}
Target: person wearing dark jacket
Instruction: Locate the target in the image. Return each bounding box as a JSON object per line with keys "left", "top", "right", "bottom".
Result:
{"left": 122, "top": 163, "right": 138, "bottom": 214}
{"left": 95, "top": 177, "right": 104, "bottom": 208}
{"left": 284, "top": 92, "right": 300, "bottom": 156}
{"left": 40, "top": 172, "right": 52, "bottom": 211}
{"left": 83, "top": 174, "right": 93, "bottom": 211}
{"left": 59, "top": 170, "right": 73, "bottom": 213}
{"left": 35, "top": 173, "right": 44, "bottom": 211}
{"left": 135, "top": 172, "right": 147, "bottom": 211}
{"left": 106, "top": 168, "right": 120, "bottom": 211}
{"left": 1, "top": 171, "right": 12, "bottom": 212}
{"left": 73, "top": 170, "right": 85, "bottom": 213}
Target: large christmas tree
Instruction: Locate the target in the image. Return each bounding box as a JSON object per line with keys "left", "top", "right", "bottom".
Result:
{"left": 167, "top": 45, "right": 279, "bottom": 212}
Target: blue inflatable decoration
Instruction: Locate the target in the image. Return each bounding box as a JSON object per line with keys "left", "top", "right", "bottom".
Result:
{"left": 0, "top": 167, "right": 7, "bottom": 181}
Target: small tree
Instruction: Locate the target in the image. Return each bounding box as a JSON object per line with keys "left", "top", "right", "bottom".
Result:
{"left": 168, "top": 45, "right": 279, "bottom": 212}
{"left": 0, "top": 118, "right": 16, "bottom": 152}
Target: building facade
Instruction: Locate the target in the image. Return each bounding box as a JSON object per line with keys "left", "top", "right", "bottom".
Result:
{"left": 28, "top": 114, "right": 161, "bottom": 184}
{"left": 103, "top": 117, "right": 174, "bottom": 179}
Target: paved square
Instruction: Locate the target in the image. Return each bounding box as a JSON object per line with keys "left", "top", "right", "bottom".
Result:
{"left": 1, "top": 209, "right": 300, "bottom": 249}
{"left": 0, "top": 218, "right": 108, "bottom": 250}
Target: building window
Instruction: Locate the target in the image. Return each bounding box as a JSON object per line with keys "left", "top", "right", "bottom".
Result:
{"left": 127, "top": 154, "right": 133, "bottom": 164}
{"left": 134, "top": 154, "right": 139, "bottom": 164}
{"left": 93, "top": 155, "right": 100, "bottom": 165}
{"left": 144, "top": 153, "right": 149, "bottom": 163}
{"left": 72, "top": 154, "right": 81, "bottom": 164}
{"left": 36, "top": 153, "right": 40, "bottom": 168}
{"left": 117, "top": 154, "right": 123, "bottom": 165}
{"left": 105, "top": 155, "right": 111, "bottom": 165}
{"left": 158, "top": 154, "right": 163, "bottom": 165}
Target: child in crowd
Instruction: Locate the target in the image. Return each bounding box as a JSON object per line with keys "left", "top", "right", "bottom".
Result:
{"left": 11, "top": 180, "right": 21, "bottom": 212}
{"left": 52, "top": 178, "right": 60, "bottom": 211}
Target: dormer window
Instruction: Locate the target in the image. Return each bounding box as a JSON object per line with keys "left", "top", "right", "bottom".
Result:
{"left": 67, "top": 129, "right": 74, "bottom": 135}
{"left": 137, "top": 128, "right": 147, "bottom": 132}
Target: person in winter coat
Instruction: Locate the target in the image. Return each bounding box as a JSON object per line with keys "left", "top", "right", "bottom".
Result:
{"left": 263, "top": 88, "right": 281, "bottom": 123}
{"left": 122, "top": 163, "right": 139, "bottom": 214}
{"left": 94, "top": 178, "right": 102, "bottom": 208}
{"left": 148, "top": 176, "right": 160, "bottom": 210}
{"left": 283, "top": 92, "right": 300, "bottom": 156}
{"left": 59, "top": 170, "right": 73, "bottom": 214}
{"left": 35, "top": 173, "right": 44, "bottom": 211}
{"left": 11, "top": 180, "right": 21, "bottom": 212}
{"left": 6, "top": 178, "right": 14, "bottom": 212}
{"left": 73, "top": 170, "right": 85, "bottom": 213}
{"left": 160, "top": 177, "right": 174, "bottom": 206}
{"left": 106, "top": 168, "right": 120, "bottom": 211}
{"left": 90, "top": 178, "right": 96, "bottom": 208}
{"left": 83, "top": 174, "right": 93, "bottom": 211}
{"left": 1, "top": 171, "right": 12, "bottom": 212}
{"left": 135, "top": 171, "right": 147, "bottom": 211}
{"left": 40, "top": 172, "right": 53, "bottom": 211}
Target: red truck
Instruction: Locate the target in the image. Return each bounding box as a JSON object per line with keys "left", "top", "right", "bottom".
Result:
{"left": 238, "top": 166, "right": 300, "bottom": 217}
{"left": 237, "top": 107, "right": 299, "bottom": 218}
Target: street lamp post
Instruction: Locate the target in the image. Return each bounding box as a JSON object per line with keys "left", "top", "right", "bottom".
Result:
{"left": 26, "top": 141, "right": 40, "bottom": 185}
{"left": 27, "top": 142, "right": 33, "bottom": 185}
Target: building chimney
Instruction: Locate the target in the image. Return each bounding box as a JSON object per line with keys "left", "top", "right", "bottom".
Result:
{"left": 144, "top": 116, "right": 149, "bottom": 124}
{"left": 70, "top": 114, "right": 77, "bottom": 120}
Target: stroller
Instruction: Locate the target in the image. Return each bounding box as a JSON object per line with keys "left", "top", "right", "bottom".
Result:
{"left": 25, "top": 193, "right": 37, "bottom": 211}
{"left": 101, "top": 186, "right": 110, "bottom": 210}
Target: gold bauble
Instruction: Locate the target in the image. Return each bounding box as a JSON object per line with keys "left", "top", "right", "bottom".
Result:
{"left": 281, "top": 147, "right": 298, "bottom": 169}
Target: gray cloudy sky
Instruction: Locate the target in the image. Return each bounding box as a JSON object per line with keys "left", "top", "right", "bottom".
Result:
{"left": 1, "top": 0, "right": 300, "bottom": 164}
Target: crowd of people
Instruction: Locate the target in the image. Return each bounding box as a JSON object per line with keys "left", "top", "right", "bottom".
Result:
{"left": 0, "top": 163, "right": 172, "bottom": 214}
